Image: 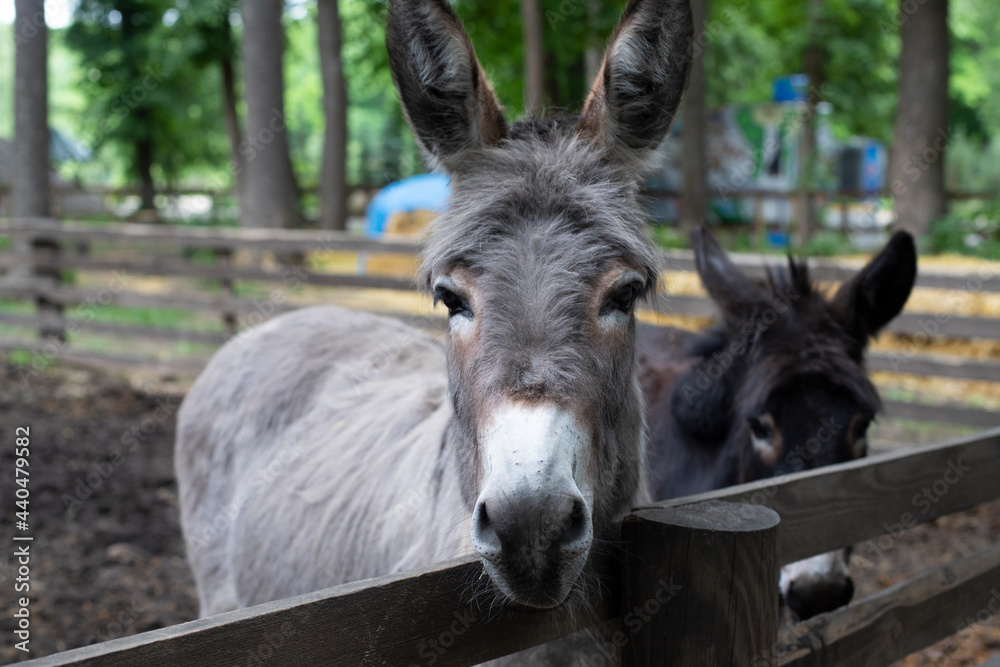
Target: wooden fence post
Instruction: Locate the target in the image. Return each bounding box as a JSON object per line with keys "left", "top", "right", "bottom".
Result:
{"left": 31, "top": 223, "right": 66, "bottom": 342}
{"left": 621, "top": 500, "right": 780, "bottom": 666}
{"left": 215, "top": 247, "right": 237, "bottom": 337}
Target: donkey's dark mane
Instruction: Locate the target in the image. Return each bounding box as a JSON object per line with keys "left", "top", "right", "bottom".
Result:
{"left": 686, "top": 258, "right": 882, "bottom": 419}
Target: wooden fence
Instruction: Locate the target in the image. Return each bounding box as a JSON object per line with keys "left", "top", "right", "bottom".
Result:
{"left": 0, "top": 217, "right": 998, "bottom": 427}
{"left": 15, "top": 426, "right": 1000, "bottom": 666}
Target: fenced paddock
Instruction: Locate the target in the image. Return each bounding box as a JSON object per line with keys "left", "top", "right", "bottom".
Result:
{"left": 2, "top": 218, "right": 998, "bottom": 664}
{"left": 1, "top": 217, "right": 998, "bottom": 429}
{"left": 13, "top": 426, "right": 1000, "bottom": 666}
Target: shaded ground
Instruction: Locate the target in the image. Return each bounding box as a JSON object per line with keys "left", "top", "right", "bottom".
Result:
{"left": 0, "top": 360, "right": 196, "bottom": 663}
{"left": 0, "top": 359, "right": 997, "bottom": 665}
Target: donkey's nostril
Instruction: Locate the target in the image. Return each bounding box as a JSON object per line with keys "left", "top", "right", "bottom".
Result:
{"left": 559, "top": 498, "right": 590, "bottom": 553}
{"left": 471, "top": 500, "right": 502, "bottom": 561}
{"left": 472, "top": 492, "right": 592, "bottom": 565}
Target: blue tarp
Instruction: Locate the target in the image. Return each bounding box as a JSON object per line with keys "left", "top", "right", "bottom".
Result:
{"left": 365, "top": 174, "right": 451, "bottom": 237}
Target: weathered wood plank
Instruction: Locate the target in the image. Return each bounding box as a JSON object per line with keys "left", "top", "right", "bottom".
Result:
{"left": 659, "top": 249, "right": 1000, "bottom": 293}
{"left": 0, "top": 283, "right": 294, "bottom": 314}
{"left": 639, "top": 428, "right": 1000, "bottom": 565}
{"left": 776, "top": 542, "right": 1000, "bottom": 667}
{"left": 4, "top": 219, "right": 997, "bottom": 291}
{"left": 0, "top": 218, "right": 420, "bottom": 254}
{"left": 868, "top": 352, "right": 1000, "bottom": 382}
{"left": 0, "top": 338, "right": 207, "bottom": 371}
{"left": 621, "top": 502, "right": 780, "bottom": 666}
{"left": 888, "top": 313, "right": 1000, "bottom": 341}
{"left": 884, "top": 400, "right": 1000, "bottom": 427}
{"left": 15, "top": 555, "right": 616, "bottom": 667}
{"left": 652, "top": 294, "right": 1000, "bottom": 341}
{"left": 0, "top": 251, "right": 420, "bottom": 291}
{"left": 0, "top": 313, "right": 228, "bottom": 344}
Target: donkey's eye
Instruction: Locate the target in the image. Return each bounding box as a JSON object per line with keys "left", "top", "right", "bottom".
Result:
{"left": 434, "top": 286, "right": 472, "bottom": 319}
{"left": 748, "top": 413, "right": 780, "bottom": 465}
{"left": 600, "top": 282, "right": 643, "bottom": 317}
{"left": 747, "top": 415, "right": 772, "bottom": 440}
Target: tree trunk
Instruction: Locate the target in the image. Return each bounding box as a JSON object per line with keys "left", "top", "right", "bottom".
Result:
{"left": 220, "top": 18, "right": 246, "bottom": 204}
{"left": 317, "top": 0, "right": 348, "bottom": 231}
{"left": 135, "top": 123, "right": 157, "bottom": 212}
{"left": 794, "top": 0, "right": 826, "bottom": 246}
{"left": 240, "top": 0, "right": 302, "bottom": 229}
{"left": 521, "top": 0, "right": 545, "bottom": 116}
{"left": 13, "top": 0, "right": 50, "bottom": 220}
{"left": 680, "top": 0, "right": 708, "bottom": 233}
{"left": 13, "top": 0, "right": 60, "bottom": 331}
{"left": 890, "top": 0, "right": 949, "bottom": 238}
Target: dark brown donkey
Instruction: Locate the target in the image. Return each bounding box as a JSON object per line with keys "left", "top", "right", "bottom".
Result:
{"left": 639, "top": 228, "right": 917, "bottom": 620}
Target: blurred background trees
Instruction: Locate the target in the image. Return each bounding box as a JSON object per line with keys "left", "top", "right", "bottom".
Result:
{"left": 2, "top": 0, "right": 999, "bottom": 253}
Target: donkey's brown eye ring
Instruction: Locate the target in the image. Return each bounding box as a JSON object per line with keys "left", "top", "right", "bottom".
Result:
{"left": 600, "top": 282, "right": 643, "bottom": 317}
{"left": 434, "top": 286, "right": 472, "bottom": 318}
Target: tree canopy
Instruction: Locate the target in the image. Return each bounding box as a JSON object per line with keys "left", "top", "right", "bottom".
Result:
{"left": 1, "top": 0, "right": 998, "bottom": 218}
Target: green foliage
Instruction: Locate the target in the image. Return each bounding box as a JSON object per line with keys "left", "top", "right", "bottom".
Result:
{"left": 802, "top": 230, "right": 857, "bottom": 257}
{"left": 63, "top": 0, "right": 231, "bottom": 189}
{"left": 951, "top": 0, "right": 1000, "bottom": 140}
{"left": 0, "top": 23, "right": 12, "bottom": 139}
{"left": 705, "top": 0, "right": 898, "bottom": 142}
{"left": 2, "top": 0, "right": 999, "bottom": 209}
{"left": 649, "top": 225, "right": 688, "bottom": 250}
{"left": 8, "top": 349, "right": 35, "bottom": 368}
{"left": 929, "top": 198, "right": 1000, "bottom": 257}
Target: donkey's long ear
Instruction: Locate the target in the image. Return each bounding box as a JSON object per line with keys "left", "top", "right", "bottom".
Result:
{"left": 831, "top": 231, "right": 917, "bottom": 341}
{"left": 693, "top": 227, "right": 765, "bottom": 323}
{"left": 577, "top": 0, "right": 692, "bottom": 172}
{"left": 386, "top": 0, "right": 508, "bottom": 173}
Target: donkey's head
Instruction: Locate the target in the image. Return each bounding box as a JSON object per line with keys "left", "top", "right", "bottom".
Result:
{"left": 674, "top": 227, "right": 916, "bottom": 618}
{"left": 388, "top": 0, "right": 691, "bottom": 608}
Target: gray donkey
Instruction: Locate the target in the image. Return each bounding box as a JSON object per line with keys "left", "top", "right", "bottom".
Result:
{"left": 175, "top": 0, "right": 691, "bottom": 663}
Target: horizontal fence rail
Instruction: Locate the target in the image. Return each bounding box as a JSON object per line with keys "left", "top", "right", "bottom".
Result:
{"left": 1, "top": 218, "right": 998, "bottom": 427}
{"left": 643, "top": 426, "right": 1000, "bottom": 565}
{"left": 12, "top": 428, "right": 1000, "bottom": 667}
{"left": 14, "top": 557, "right": 615, "bottom": 667}
{"left": 777, "top": 542, "right": 1000, "bottom": 667}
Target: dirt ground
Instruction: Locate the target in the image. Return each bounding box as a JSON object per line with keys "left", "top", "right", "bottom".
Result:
{"left": 0, "top": 359, "right": 997, "bottom": 665}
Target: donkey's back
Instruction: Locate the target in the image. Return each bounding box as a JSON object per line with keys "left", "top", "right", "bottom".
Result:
{"left": 175, "top": 306, "right": 463, "bottom": 616}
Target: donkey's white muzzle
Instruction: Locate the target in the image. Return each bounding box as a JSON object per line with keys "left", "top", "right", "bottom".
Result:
{"left": 471, "top": 402, "right": 594, "bottom": 607}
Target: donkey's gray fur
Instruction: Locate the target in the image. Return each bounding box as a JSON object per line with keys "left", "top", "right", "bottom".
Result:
{"left": 177, "top": 0, "right": 691, "bottom": 663}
